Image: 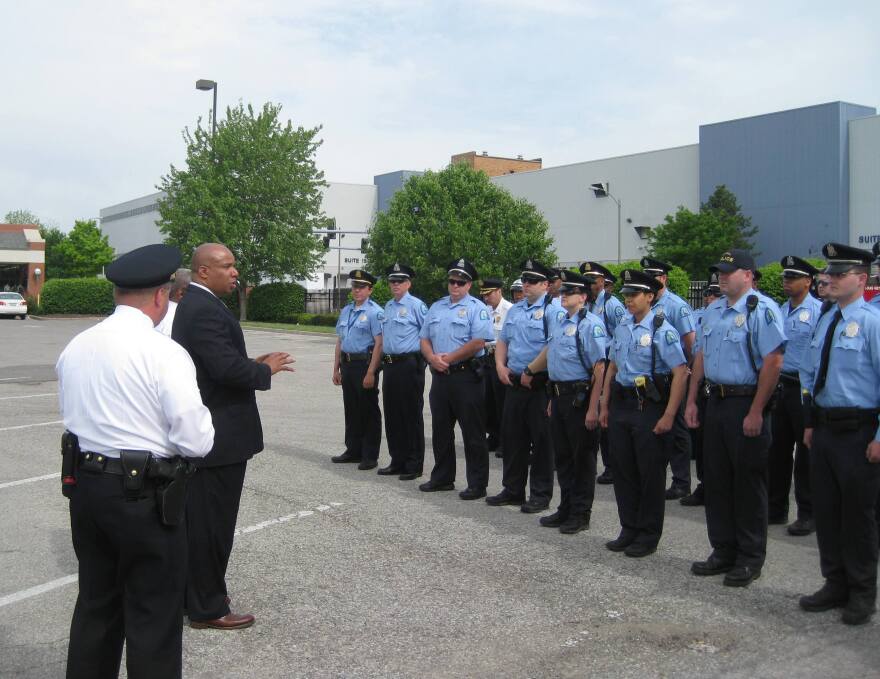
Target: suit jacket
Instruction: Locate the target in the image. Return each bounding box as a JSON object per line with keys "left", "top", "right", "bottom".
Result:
{"left": 172, "top": 285, "right": 271, "bottom": 467}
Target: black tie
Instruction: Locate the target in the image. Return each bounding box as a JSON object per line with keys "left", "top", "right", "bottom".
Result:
{"left": 813, "top": 309, "right": 842, "bottom": 397}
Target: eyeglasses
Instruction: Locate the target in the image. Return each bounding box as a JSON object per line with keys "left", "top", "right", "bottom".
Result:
{"left": 388, "top": 279, "right": 406, "bottom": 285}
{"left": 816, "top": 281, "right": 830, "bottom": 287}
{"left": 827, "top": 271, "right": 860, "bottom": 279}
{"left": 447, "top": 279, "right": 468, "bottom": 287}
{"left": 521, "top": 276, "right": 543, "bottom": 285}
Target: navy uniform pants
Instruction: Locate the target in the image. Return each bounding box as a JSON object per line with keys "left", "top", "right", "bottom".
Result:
{"left": 550, "top": 393, "right": 599, "bottom": 519}
{"left": 67, "top": 469, "right": 185, "bottom": 679}
{"left": 811, "top": 422, "right": 880, "bottom": 602}
{"left": 382, "top": 355, "right": 426, "bottom": 474}
{"left": 667, "top": 405, "right": 692, "bottom": 492}
{"left": 688, "top": 392, "right": 707, "bottom": 485}
{"left": 340, "top": 358, "right": 382, "bottom": 462}
{"left": 609, "top": 391, "right": 671, "bottom": 547}
{"left": 703, "top": 395, "right": 771, "bottom": 568}
{"left": 483, "top": 354, "right": 506, "bottom": 449}
{"left": 500, "top": 384, "right": 554, "bottom": 503}
{"left": 768, "top": 379, "right": 812, "bottom": 522}
{"left": 428, "top": 368, "right": 489, "bottom": 489}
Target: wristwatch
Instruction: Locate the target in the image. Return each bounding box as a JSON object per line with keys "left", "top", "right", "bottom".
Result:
{"left": 523, "top": 366, "right": 534, "bottom": 377}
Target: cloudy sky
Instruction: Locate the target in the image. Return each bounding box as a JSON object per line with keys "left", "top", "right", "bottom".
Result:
{"left": 2, "top": 0, "right": 878, "bottom": 229}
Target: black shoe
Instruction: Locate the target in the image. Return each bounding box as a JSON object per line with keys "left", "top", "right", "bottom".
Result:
{"left": 596, "top": 470, "right": 613, "bottom": 485}
{"left": 691, "top": 555, "right": 736, "bottom": 576}
{"left": 799, "top": 583, "right": 849, "bottom": 612}
{"left": 331, "top": 452, "right": 361, "bottom": 464}
{"left": 520, "top": 498, "right": 550, "bottom": 514}
{"left": 723, "top": 565, "right": 762, "bottom": 587}
{"left": 768, "top": 514, "right": 789, "bottom": 526}
{"left": 358, "top": 460, "right": 378, "bottom": 471}
{"left": 419, "top": 480, "right": 455, "bottom": 492}
{"left": 559, "top": 516, "right": 590, "bottom": 534}
{"left": 680, "top": 485, "right": 705, "bottom": 507}
{"left": 459, "top": 487, "right": 486, "bottom": 501}
{"left": 665, "top": 486, "right": 688, "bottom": 501}
{"left": 399, "top": 471, "right": 422, "bottom": 481}
{"left": 842, "top": 598, "right": 876, "bottom": 626}
{"left": 486, "top": 490, "right": 525, "bottom": 506}
{"left": 377, "top": 465, "right": 404, "bottom": 476}
{"left": 539, "top": 511, "right": 567, "bottom": 527}
{"left": 606, "top": 534, "right": 635, "bottom": 552}
{"left": 787, "top": 518, "right": 815, "bottom": 536}
{"left": 494, "top": 450, "right": 504, "bottom": 458}
{"left": 624, "top": 542, "right": 657, "bottom": 558}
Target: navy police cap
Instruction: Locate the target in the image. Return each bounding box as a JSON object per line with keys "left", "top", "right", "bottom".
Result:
{"left": 822, "top": 243, "right": 873, "bottom": 274}
{"left": 619, "top": 269, "right": 662, "bottom": 294}
{"left": 105, "top": 244, "right": 181, "bottom": 289}
{"left": 349, "top": 269, "right": 377, "bottom": 286}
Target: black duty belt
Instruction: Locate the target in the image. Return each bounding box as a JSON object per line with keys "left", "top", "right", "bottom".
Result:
{"left": 342, "top": 351, "right": 373, "bottom": 362}
{"left": 78, "top": 451, "right": 178, "bottom": 480}
{"left": 779, "top": 372, "right": 800, "bottom": 386}
{"left": 611, "top": 383, "right": 642, "bottom": 400}
{"left": 431, "top": 361, "right": 471, "bottom": 376}
{"left": 549, "top": 380, "right": 590, "bottom": 397}
{"left": 382, "top": 352, "right": 420, "bottom": 364}
{"left": 813, "top": 407, "right": 880, "bottom": 428}
{"left": 704, "top": 382, "right": 757, "bottom": 399}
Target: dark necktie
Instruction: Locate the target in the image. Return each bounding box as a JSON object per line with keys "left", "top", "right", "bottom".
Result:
{"left": 813, "top": 309, "right": 842, "bottom": 397}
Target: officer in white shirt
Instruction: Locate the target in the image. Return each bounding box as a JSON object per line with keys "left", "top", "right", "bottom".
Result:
{"left": 155, "top": 267, "right": 191, "bottom": 336}
{"left": 57, "top": 244, "right": 214, "bottom": 679}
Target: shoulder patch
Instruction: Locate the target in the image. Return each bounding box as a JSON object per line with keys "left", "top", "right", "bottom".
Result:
{"left": 377, "top": 311, "right": 385, "bottom": 322}
{"left": 592, "top": 324, "right": 606, "bottom": 338}
{"left": 421, "top": 303, "right": 428, "bottom": 314}
{"left": 557, "top": 310, "right": 566, "bottom": 323}
{"left": 665, "top": 330, "right": 678, "bottom": 345}
{"left": 614, "top": 305, "right": 625, "bottom": 320}
{"left": 479, "top": 309, "right": 489, "bottom": 321}
{"left": 765, "top": 307, "right": 775, "bottom": 325}
{"left": 680, "top": 306, "right": 691, "bottom": 318}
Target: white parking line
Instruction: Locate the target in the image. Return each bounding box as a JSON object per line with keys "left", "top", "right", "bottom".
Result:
{"left": 0, "top": 574, "right": 78, "bottom": 609}
{"left": 0, "top": 419, "right": 63, "bottom": 432}
{"left": 0, "top": 472, "right": 60, "bottom": 490}
{"left": 0, "top": 392, "right": 55, "bottom": 401}
{"left": 0, "top": 376, "right": 31, "bottom": 382}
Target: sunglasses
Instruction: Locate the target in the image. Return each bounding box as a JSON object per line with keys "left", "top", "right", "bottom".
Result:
{"left": 447, "top": 279, "right": 469, "bottom": 287}
{"left": 521, "top": 276, "right": 543, "bottom": 285}
{"left": 816, "top": 281, "right": 830, "bottom": 287}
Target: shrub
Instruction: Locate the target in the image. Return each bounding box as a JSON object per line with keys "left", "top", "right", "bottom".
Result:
{"left": 604, "top": 261, "right": 691, "bottom": 303}
{"left": 310, "top": 313, "right": 339, "bottom": 327}
{"left": 246, "top": 282, "right": 306, "bottom": 322}
{"left": 41, "top": 278, "right": 114, "bottom": 315}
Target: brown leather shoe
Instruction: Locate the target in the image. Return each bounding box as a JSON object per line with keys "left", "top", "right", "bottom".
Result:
{"left": 190, "top": 612, "right": 255, "bottom": 630}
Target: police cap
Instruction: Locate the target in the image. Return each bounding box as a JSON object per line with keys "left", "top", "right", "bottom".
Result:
{"left": 519, "top": 259, "right": 553, "bottom": 281}
{"left": 510, "top": 278, "right": 523, "bottom": 291}
{"left": 105, "top": 244, "right": 181, "bottom": 289}
{"left": 349, "top": 269, "right": 377, "bottom": 286}
{"left": 640, "top": 257, "right": 672, "bottom": 275}
{"left": 619, "top": 269, "right": 662, "bottom": 294}
{"left": 557, "top": 269, "right": 589, "bottom": 294}
{"left": 386, "top": 262, "right": 415, "bottom": 281}
{"left": 447, "top": 258, "right": 478, "bottom": 281}
{"left": 822, "top": 243, "right": 873, "bottom": 274}
{"left": 780, "top": 255, "right": 819, "bottom": 278}
{"left": 480, "top": 277, "right": 504, "bottom": 295}
{"left": 579, "top": 261, "right": 614, "bottom": 282}
{"left": 710, "top": 249, "right": 756, "bottom": 273}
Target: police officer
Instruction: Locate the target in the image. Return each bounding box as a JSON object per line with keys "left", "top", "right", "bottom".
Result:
{"left": 379, "top": 263, "right": 428, "bottom": 480}
{"left": 529, "top": 270, "right": 607, "bottom": 533}
{"left": 599, "top": 270, "right": 688, "bottom": 557}
{"left": 768, "top": 256, "right": 822, "bottom": 535}
{"left": 580, "top": 261, "right": 626, "bottom": 485}
{"left": 686, "top": 249, "right": 785, "bottom": 587}
{"left": 681, "top": 273, "right": 722, "bottom": 507}
{"left": 799, "top": 243, "right": 880, "bottom": 626}
{"left": 481, "top": 277, "right": 513, "bottom": 455}
{"left": 57, "top": 244, "right": 215, "bottom": 679}
{"left": 419, "top": 259, "right": 495, "bottom": 498}
{"left": 548, "top": 267, "right": 562, "bottom": 300}
{"left": 511, "top": 278, "right": 525, "bottom": 303}
{"left": 332, "top": 270, "right": 384, "bottom": 470}
{"left": 487, "top": 259, "right": 559, "bottom": 512}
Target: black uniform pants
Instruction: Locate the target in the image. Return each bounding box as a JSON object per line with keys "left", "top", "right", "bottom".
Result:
{"left": 501, "top": 385, "right": 554, "bottom": 502}
{"left": 185, "top": 462, "right": 247, "bottom": 622}
{"left": 382, "top": 356, "right": 426, "bottom": 473}
{"left": 609, "top": 393, "right": 671, "bottom": 547}
{"left": 768, "top": 380, "right": 812, "bottom": 521}
{"left": 550, "top": 394, "right": 599, "bottom": 518}
{"left": 811, "top": 423, "right": 880, "bottom": 600}
{"left": 341, "top": 358, "right": 381, "bottom": 462}
{"left": 67, "top": 469, "right": 185, "bottom": 679}
{"left": 599, "top": 428, "right": 612, "bottom": 474}
{"left": 428, "top": 369, "right": 489, "bottom": 489}
{"left": 688, "top": 393, "right": 707, "bottom": 484}
{"left": 703, "top": 395, "right": 770, "bottom": 568}
{"left": 667, "top": 403, "right": 692, "bottom": 492}
{"left": 484, "top": 356, "right": 506, "bottom": 448}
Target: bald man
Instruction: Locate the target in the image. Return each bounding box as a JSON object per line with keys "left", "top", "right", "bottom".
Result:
{"left": 172, "top": 243, "right": 293, "bottom": 630}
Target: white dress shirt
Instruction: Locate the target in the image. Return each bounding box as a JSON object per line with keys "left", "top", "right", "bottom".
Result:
{"left": 154, "top": 300, "right": 177, "bottom": 336}
{"left": 56, "top": 305, "right": 215, "bottom": 459}
{"left": 490, "top": 297, "right": 513, "bottom": 342}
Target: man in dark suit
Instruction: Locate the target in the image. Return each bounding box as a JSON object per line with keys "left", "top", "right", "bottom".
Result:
{"left": 172, "top": 243, "right": 293, "bottom": 630}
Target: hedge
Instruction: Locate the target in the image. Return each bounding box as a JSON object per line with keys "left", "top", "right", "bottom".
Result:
{"left": 246, "top": 282, "right": 307, "bottom": 322}
{"left": 41, "top": 278, "right": 115, "bottom": 315}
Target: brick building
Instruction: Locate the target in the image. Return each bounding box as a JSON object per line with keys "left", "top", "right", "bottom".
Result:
{"left": 0, "top": 224, "right": 46, "bottom": 298}
{"left": 451, "top": 151, "right": 542, "bottom": 177}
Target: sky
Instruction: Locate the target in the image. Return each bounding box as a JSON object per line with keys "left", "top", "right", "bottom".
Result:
{"left": 1, "top": 0, "right": 878, "bottom": 230}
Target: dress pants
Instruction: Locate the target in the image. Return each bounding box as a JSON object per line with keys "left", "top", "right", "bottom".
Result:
{"left": 599, "top": 429, "right": 612, "bottom": 474}
{"left": 185, "top": 462, "right": 247, "bottom": 622}
{"left": 428, "top": 369, "right": 489, "bottom": 489}
{"left": 484, "top": 358, "right": 506, "bottom": 449}
{"left": 768, "top": 380, "right": 812, "bottom": 521}
{"left": 382, "top": 355, "right": 426, "bottom": 473}
{"left": 811, "top": 422, "right": 880, "bottom": 601}
{"left": 608, "top": 392, "right": 670, "bottom": 547}
{"left": 689, "top": 392, "right": 707, "bottom": 484}
{"left": 667, "top": 404, "right": 692, "bottom": 492}
{"left": 67, "top": 469, "right": 185, "bottom": 679}
{"left": 501, "top": 385, "right": 554, "bottom": 503}
{"left": 550, "top": 394, "right": 599, "bottom": 519}
{"left": 340, "top": 358, "right": 381, "bottom": 462}
{"left": 703, "top": 395, "right": 771, "bottom": 568}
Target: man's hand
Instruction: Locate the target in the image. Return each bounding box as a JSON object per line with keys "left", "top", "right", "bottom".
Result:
{"left": 429, "top": 354, "right": 450, "bottom": 373}
{"left": 599, "top": 406, "right": 609, "bottom": 430}
{"left": 497, "top": 367, "right": 513, "bottom": 386}
{"left": 263, "top": 352, "right": 295, "bottom": 375}
{"left": 363, "top": 371, "right": 376, "bottom": 390}
{"left": 520, "top": 372, "right": 533, "bottom": 389}
{"left": 685, "top": 401, "right": 700, "bottom": 429}
{"left": 803, "top": 427, "right": 813, "bottom": 448}
{"left": 743, "top": 409, "right": 763, "bottom": 438}
{"left": 867, "top": 440, "right": 880, "bottom": 464}
{"left": 653, "top": 412, "right": 674, "bottom": 435}
{"left": 332, "top": 368, "right": 342, "bottom": 386}
{"left": 585, "top": 406, "right": 599, "bottom": 430}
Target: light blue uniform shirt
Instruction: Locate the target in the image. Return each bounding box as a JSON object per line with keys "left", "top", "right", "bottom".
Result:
{"left": 800, "top": 300, "right": 880, "bottom": 441}
{"left": 336, "top": 299, "right": 384, "bottom": 353}
{"left": 610, "top": 311, "right": 687, "bottom": 387}
{"left": 500, "top": 293, "right": 556, "bottom": 374}
{"left": 547, "top": 308, "right": 607, "bottom": 382}
{"left": 589, "top": 290, "right": 626, "bottom": 337}
{"left": 419, "top": 294, "right": 494, "bottom": 356}
{"left": 382, "top": 292, "right": 428, "bottom": 354}
{"left": 698, "top": 292, "right": 786, "bottom": 386}
{"left": 780, "top": 294, "right": 822, "bottom": 375}
{"left": 869, "top": 294, "right": 880, "bottom": 308}
{"left": 653, "top": 289, "right": 696, "bottom": 338}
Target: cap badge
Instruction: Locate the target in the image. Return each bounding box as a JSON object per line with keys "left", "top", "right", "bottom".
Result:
{"left": 565, "top": 325, "right": 577, "bottom": 336}
{"left": 457, "top": 258, "right": 465, "bottom": 268}
{"left": 354, "top": 270, "right": 362, "bottom": 278}
{"left": 393, "top": 263, "right": 401, "bottom": 272}
{"left": 735, "top": 314, "right": 746, "bottom": 327}
{"left": 526, "top": 259, "right": 533, "bottom": 269}
{"left": 799, "top": 310, "right": 810, "bottom": 322}
{"left": 624, "top": 271, "right": 631, "bottom": 281}
{"left": 639, "top": 333, "right": 652, "bottom": 347}
{"left": 786, "top": 256, "right": 794, "bottom": 266}
{"left": 845, "top": 321, "right": 859, "bottom": 338}
{"left": 826, "top": 244, "right": 837, "bottom": 257}
{"left": 720, "top": 253, "right": 733, "bottom": 263}
{"left": 583, "top": 262, "right": 591, "bottom": 271}
{"left": 560, "top": 271, "right": 568, "bottom": 281}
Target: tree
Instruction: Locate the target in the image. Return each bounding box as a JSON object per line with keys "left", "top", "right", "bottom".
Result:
{"left": 158, "top": 102, "right": 327, "bottom": 320}
{"left": 4, "top": 209, "right": 42, "bottom": 226}
{"left": 365, "top": 163, "right": 556, "bottom": 302}
{"left": 40, "top": 226, "right": 70, "bottom": 279}
{"left": 55, "top": 220, "right": 114, "bottom": 278}
{"left": 647, "top": 185, "right": 758, "bottom": 280}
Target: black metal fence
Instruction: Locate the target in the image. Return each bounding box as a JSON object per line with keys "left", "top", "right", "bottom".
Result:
{"left": 686, "top": 281, "right": 707, "bottom": 309}
{"left": 305, "top": 290, "right": 347, "bottom": 314}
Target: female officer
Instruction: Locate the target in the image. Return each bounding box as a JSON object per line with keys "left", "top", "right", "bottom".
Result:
{"left": 599, "top": 269, "right": 688, "bottom": 557}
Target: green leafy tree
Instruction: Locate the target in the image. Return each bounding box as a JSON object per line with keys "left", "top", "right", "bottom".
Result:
{"left": 4, "top": 209, "right": 42, "bottom": 226}
{"left": 158, "top": 102, "right": 327, "bottom": 319}
{"left": 55, "top": 220, "right": 114, "bottom": 278}
{"left": 365, "top": 164, "right": 555, "bottom": 302}
{"left": 40, "top": 226, "right": 70, "bottom": 279}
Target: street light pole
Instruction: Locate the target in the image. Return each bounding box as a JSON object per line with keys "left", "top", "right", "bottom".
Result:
{"left": 195, "top": 79, "right": 218, "bottom": 137}
{"left": 589, "top": 182, "right": 623, "bottom": 263}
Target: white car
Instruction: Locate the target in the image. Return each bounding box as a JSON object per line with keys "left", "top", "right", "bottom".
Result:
{"left": 0, "top": 292, "right": 28, "bottom": 319}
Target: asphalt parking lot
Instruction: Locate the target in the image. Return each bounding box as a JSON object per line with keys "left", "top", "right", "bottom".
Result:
{"left": 1, "top": 316, "right": 878, "bottom": 678}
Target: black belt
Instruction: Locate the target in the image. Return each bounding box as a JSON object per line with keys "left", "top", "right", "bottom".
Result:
{"left": 431, "top": 361, "right": 471, "bottom": 376}
{"left": 549, "top": 380, "right": 589, "bottom": 396}
{"left": 509, "top": 371, "right": 549, "bottom": 390}
{"left": 78, "top": 451, "right": 174, "bottom": 479}
{"left": 779, "top": 372, "right": 800, "bottom": 386}
{"left": 813, "top": 407, "right": 880, "bottom": 428}
{"left": 611, "top": 383, "right": 642, "bottom": 400}
{"left": 704, "top": 382, "right": 757, "bottom": 398}
{"left": 342, "top": 351, "right": 373, "bottom": 362}
{"left": 382, "top": 352, "right": 420, "bottom": 364}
